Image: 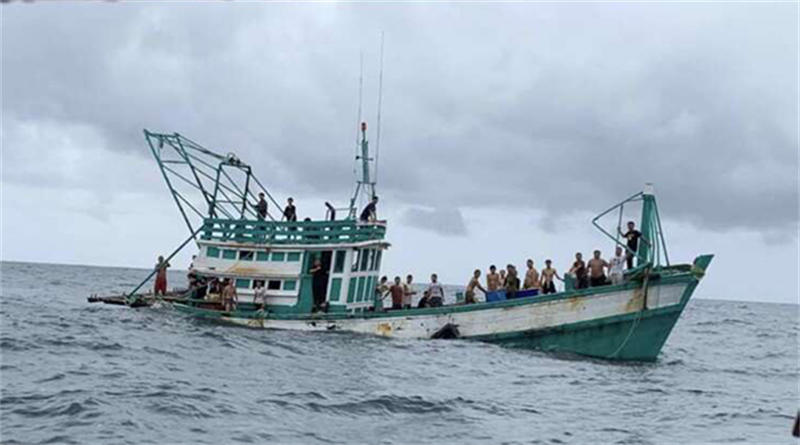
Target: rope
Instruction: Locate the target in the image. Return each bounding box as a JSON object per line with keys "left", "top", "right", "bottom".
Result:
{"left": 607, "top": 267, "right": 650, "bottom": 359}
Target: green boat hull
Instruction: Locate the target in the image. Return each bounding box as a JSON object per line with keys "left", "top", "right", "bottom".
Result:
{"left": 473, "top": 304, "right": 685, "bottom": 361}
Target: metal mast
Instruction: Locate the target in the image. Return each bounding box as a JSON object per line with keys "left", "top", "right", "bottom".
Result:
{"left": 348, "top": 122, "right": 375, "bottom": 219}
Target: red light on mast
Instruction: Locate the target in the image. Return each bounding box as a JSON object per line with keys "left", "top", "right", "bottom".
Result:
{"left": 361, "top": 122, "right": 367, "bottom": 132}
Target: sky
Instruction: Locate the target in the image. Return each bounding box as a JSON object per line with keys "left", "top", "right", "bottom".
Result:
{"left": 1, "top": 2, "right": 798, "bottom": 304}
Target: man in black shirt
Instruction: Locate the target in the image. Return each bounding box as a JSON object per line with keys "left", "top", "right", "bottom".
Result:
{"left": 621, "top": 221, "right": 642, "bottom": 269}
{"left": 255, "top": 193, "right": 268, "bottom": 220}
{"left": 282, "top": 197, "right": 297, "bottom": 222}
{"left": 359, "top": 196, "right": 379, "bottom": 222}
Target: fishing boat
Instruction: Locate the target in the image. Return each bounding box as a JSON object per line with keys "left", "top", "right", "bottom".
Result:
{"left": 89, "top": 125, "right": 712, "bottom": 362}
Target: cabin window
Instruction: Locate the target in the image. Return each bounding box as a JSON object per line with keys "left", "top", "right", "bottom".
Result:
{"left": 374, "top": 250, "right": 382, "bottom": 271}
{"left": 256, "top": 251, "right": 270, "bottom": 261}
{"left": 369, "top": 249, "right": 377, "bottom": 271}
{"left": 239, "top": 250, "right": 254, "bottom": 261}
{"left": 346, "top": 278, "right": 357, "bottom": 303}
{"left": 267, "top": 280, "right": 281, "bottom": 290}
{"left": 351, "top": 249, "right": 360, "bottom": 272}
{"left": 235, "top": 278, "right": 250, "bottom": 289}
{"left": 271, "top": 252, "right": 285, "bottom": 262}
{"left": 360, "top": 249, "right": 370, "bottom": 271}
{"left": 206, "top": 246, "right": 220, "bottom": 258}
{"left": 333, "top": 250, "right": 346, "bottom": 273}
{"left": 222, "top": 249, "right": 237, "bottom": 260}
{"left": 283, "top": 280, "right": 297, "bottom": 291}
{"left": 287, "top": 252, "right": 301, "bottom": 262}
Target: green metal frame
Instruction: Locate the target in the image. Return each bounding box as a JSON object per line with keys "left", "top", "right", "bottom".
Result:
{"left": 144, "top": 130, "right": 284, "bottom": 236}
{"left": 591, "top": 186, "right": 670, "bottom": 268}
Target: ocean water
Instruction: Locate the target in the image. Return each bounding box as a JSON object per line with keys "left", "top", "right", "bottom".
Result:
{"left": 0, "top": 261, "right": 797, "bottom": 445}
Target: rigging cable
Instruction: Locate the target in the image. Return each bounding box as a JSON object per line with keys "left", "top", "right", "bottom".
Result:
{"left": 373, "top": 31, "right": 385, "bottom": 197}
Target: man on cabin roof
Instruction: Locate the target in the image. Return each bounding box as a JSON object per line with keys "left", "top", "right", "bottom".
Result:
{"left": 359, "top": 196, "right": 379, "bottom": 222}
{"left": 255, "top": 193, "right": 268, "bottom": 220}
{"left": 283, "top": 197, "right": 297, "bottom": 222}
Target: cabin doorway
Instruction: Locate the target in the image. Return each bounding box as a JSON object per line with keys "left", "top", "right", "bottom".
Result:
{"left": 312, "top": 250, "right": 333, "bottom": 310}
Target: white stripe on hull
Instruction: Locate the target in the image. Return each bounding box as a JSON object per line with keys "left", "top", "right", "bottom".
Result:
{"left": 224, "top": 283, "right": 688, "bottom": 339}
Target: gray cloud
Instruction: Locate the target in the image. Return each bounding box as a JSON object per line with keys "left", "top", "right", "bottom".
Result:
{"left": 2, "top": 3, "right": 797, "bottom": 240}
{"left": 401, "top": 207, "right": 467, "bottom": 237}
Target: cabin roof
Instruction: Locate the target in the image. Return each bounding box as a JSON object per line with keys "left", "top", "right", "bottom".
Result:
{"left": 200, "top": 218, "right": 387, "bottom": 247}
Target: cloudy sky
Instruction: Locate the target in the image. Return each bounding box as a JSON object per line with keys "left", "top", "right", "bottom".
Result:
{"left": 2, "top": 2, "right": 798, "bottom": 304}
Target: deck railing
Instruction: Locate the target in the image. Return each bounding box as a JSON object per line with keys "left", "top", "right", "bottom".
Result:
{"left": 200, "top": 218, "right": 387, "bottom": 245}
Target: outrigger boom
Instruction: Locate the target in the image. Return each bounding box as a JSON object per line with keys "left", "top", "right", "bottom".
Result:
{"left": 89, "top": 128, "right": 713, "bottom": 362}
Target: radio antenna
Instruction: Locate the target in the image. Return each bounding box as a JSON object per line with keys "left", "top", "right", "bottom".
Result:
{"left": 373, "top": 32, "right": 384, "bottom": 190}
{"left": 355, "top": 51, "right": 364, "bottom": 166}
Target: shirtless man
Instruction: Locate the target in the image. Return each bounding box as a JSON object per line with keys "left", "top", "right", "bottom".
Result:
{"left": 486, "top": 265, "right": 501, "bottom": 291}
{"left": 587, "top": 250, "right": 609, "bottom": 287}
{"left": 523, "top": 259, "right": 541, "bottom": 291}
{"left": 465, "top": 269, "right": 487, "bottom": 304}
{"left": 540, "top": 259, "right": 562, "bottom": 294}
{"left": 569, "top": 252, "right": 588, "bottom": 289}
{"left": 221, "top": 279, "right": 237, "bottom": 312}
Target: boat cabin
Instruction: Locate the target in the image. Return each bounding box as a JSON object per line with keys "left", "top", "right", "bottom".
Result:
{"left": 191, "top": 217, "right": 389, "bottom": 314}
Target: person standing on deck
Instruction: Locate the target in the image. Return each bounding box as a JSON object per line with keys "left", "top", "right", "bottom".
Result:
{"left": 465, "top": 269, "right": 487, "bottom": 304}
{"left": 620, "top": 221, "right": 642, "bottom": 269}
{"left": 505, "top": 265, "right": 521, "bottom": 298}
{"left": 402, "top": 275, "right": 416, "bottom": 309}
{"left": 486, "top": 265, "right": 501, "bottom": 291}
{"left": 375, "top": 276, "right": 390, "bottom": 306}
{"left": 523, "top": 259, "right": 541, "bottom": 291}
{"left": 255, "top": 193, "right": 268, "bottom": 220}
{"left": 569, "top": 253, "right": 589, "bottom": 289}
{"left": 359, "top": 196, "right": 379, "bottom": 222}
{"left": 389, "top": 277, "right": 405, "bottom": 310}
{"left": 540, "top": 259, "right": 562, "bottom": 294}
{"left": 499, "top": 269, "right": 507, "bottom": 288}
{"left": 283, "top": 197, "right": 297, "bottom": 222}
{"left": 609, "top": 246, "right": 626, "bottom": 285}
{"left": 587, "top": 250, "right": 609, "bottom": 287}
{"left": 426, "top": 274, "right": 445, "bottom": 307}
{"left": 252, "top": 280, "right": 267, "bottom": 308}
{"left": 154, "top": 255, "right": 170, "bottom": 296}
{"left": 221, "top": 279, "right": 237, "bottom": 312}
{"left": 310, "top": 258, "right": 327, "bottom": 312}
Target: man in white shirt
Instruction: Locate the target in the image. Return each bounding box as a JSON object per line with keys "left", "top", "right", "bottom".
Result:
{"left": 609, "top": 246, "right": 626, "bottom": 285}
{"left": 252, "top": 280, "right": 267, "bottom": 308}
{"left": 427, "top": 274, "right": 445, "bottom": 307}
